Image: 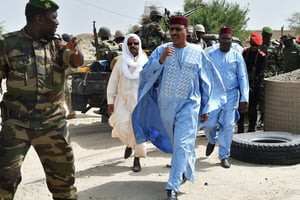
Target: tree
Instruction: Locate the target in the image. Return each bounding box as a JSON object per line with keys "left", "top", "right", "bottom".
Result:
{"left": 0, "top": 22, "right": 3, "bottom": 40}
{"left": 183, "top": 0, "right": 250, "bottom": 40}
{"left": 287, "top": 12, "right": 300, "bottom": 35}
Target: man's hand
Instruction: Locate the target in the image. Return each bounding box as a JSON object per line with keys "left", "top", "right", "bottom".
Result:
{"left": 239, "top": 102, "right": 249, "bottom": 113}
{"left": 107, "top": 104, "right": 114, "bottom": 116}
{"left": 200, "top": 113, "right": 209, "bottom": 123}
{"left": 159, "top": 46, "right": 174, "bottom": 64}
{"left": 59, "top": 36, "right": 81, "bottom": 55}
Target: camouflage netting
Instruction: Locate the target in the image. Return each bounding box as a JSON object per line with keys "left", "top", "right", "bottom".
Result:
{"left": 264, "top": 69, "right": 300, "bottom": 134}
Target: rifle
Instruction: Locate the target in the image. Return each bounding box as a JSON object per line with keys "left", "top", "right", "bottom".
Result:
{"left": 183, "top": 3, "right": 205, "bottom": 17}
{"left": 163, "top": 3, "right": 205, "bottom": 28}
{"left": 93, "top": 21, "right": 100, "bottom": 59}
{"left": 163, "top": 8, "right": 171, "bottom": 30}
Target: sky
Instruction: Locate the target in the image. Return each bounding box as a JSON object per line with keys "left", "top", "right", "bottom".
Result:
{"left": 0, "top": 0, "right": 298, "bottom": 36}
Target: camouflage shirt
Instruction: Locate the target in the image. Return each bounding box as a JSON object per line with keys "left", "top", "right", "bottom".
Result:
{"left": 0, "top": 29, "right": 74, "bottom": 129}
{"left": 139, "top": 22, "right": 166, "bottom": 51}
{"left": 259, "top": 41, "right": 284, "bottom": 78}
{"left": 95, "top": 39, "right": 121, "bottom": 66}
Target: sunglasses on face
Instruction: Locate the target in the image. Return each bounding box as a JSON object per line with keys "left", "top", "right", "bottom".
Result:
{"left": 169, "top": 27, "right": 185, "bottom": 32}
{"left": 127, "top": 42, "right": 139, "bottom": 46}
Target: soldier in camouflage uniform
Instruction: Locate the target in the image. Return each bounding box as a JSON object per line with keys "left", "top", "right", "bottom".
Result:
{"left": 95, "top": 26, "right": 121, "bottom": 68}
{"left": 258, "top": 27, "right": 284, "bottom": 128}
{"left": 280, "top": 34, "right": 300, "bottom": 73}
{"left": 139, "top": 10, "right": 168, "bottom": 55}
{"left": 0, "top": 0, "right": 84, "bottom": 199}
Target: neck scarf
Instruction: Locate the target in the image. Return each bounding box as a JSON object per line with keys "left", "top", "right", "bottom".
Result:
{"left": 122, "top": 33, "right": 148, "bottom": 79}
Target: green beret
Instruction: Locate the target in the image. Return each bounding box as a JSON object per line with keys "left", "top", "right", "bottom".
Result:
{"left": 262, "top": 27, "right": 273, "bottom": 35}
{"left": 28, "top": 0, "right": 59, "bottom": 10}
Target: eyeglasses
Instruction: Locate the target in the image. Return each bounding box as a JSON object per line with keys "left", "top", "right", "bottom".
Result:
{"left": 127, "top": 42, "right": 139, "bottom": 46}
{"left": 169, "top": 27, "right": 185, "bottom": 32}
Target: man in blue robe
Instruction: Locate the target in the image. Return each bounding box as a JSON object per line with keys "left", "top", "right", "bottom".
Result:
{"left": 132, "top": 16, "right": 226, "bottom": 200}
{"left": 202, "top": 27, "right": 249, "bottom": 168}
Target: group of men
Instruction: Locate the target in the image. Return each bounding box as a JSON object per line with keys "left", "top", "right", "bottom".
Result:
{"left": 0, "top": 1, "right": 299, "bottom": 200}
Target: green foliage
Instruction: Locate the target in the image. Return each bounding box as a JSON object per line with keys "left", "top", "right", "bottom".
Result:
{"left": 287, "top": 12, "right": 300, "bottom": 35}
{"left": 0, "top": 22, "right": 3, "bottom": 39}
{"left": 184, "top": 0, "right": 249, "bottom": 41}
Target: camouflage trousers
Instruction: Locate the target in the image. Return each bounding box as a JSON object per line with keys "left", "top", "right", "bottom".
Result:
{"left": 0, "top": 120, "right": 77, "bottom": 200}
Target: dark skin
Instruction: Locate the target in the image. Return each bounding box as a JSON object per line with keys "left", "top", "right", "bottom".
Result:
{"left": 24, "top": 9, "right": 83, "bottom": 66}
{"left": 159, "top": 24, "right": 209, "bottom": 123}
{"left": 219, "top": 33, "right": 248, "bottom": 113}
{"left": 262, "top": 32, "right": 272, "bottom": 45}
{"left": 107, "top": 37, "right": 140, "bottom": 116}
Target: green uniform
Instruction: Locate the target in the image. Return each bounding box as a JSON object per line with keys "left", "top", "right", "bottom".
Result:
{"left": 258, "top": 40, "right": 284, "bottom": 126}
{"left": 0, "top": 29, "right": 77, "bottom": 199}
{"left": 139, "top": 21, "right": 167, "bottom": 54}
{"left": 282, "top": 44, "right": 300, "bottom": 73}
{"left": 95, "top": 39, "right": 121, "bottom": 69}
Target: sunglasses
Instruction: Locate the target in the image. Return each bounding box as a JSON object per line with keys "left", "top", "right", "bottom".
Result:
{"left": 169, "top": 27, "right": 185, "bottom": 32}
{"left": 127, "top": 42, "right": 139, "bottom": 46}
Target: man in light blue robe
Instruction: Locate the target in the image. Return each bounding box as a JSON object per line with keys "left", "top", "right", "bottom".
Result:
{"left": 201, "top": 27, "right": 249, "bottom": 169}
{"left": 132, "top": 16, "right": 226, "bottom": 200}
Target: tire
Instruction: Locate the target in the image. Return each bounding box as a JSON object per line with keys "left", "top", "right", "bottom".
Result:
{"left": 231, "top": 131, "right": 300, "bottom": 165}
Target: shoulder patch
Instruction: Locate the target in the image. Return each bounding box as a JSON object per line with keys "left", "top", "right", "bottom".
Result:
{"left": 259, "top": 50, "right": 266, "bottom": 56}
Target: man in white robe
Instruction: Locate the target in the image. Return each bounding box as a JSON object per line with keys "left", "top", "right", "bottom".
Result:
{"left": 107, "top": 33, "right": 148, "bottom": 172}
{"left": 132, "top": 16, "right": 226, "bottom": 200}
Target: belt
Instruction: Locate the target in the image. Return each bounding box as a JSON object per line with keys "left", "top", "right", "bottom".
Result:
{"left": 9, "top": 111, "right": 46, "bottom": 120}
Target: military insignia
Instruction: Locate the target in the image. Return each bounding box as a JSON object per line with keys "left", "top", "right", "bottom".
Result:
{"left": 45, "top": 2, "right": 51, "bottom": 9}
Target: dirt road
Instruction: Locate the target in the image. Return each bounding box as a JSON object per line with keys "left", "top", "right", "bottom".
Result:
{"left": 13, "top": 109, "right": 300, "bottom": 200}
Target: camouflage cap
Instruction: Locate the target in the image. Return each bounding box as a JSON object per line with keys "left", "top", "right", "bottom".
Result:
{"left": 28, "top": 0, "right": 59, "bottom": 10}
{"left": 262, "top": 27, "right": 273, "bottom": 35}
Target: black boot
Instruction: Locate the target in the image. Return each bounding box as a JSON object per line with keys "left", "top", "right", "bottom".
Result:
{"left": 167, "top": 189, "right": 178, "bottom": 200}
{"left": 132, "top": 157, "right": 141, "bottom": 172}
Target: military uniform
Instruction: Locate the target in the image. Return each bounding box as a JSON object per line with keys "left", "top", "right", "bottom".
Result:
{"left": 0, "top": 0, "right": 78, "bottom": 199}
{"left": 282, "top": 44, "right": 300, "bottom": 72}
{"left": 139, "top": 10, "right": 168, "bottom": 55}
{"left": 260, "top": 41, "right": 284, "bottom": 77}
{"left": 238, "top": 47, "right": 266, "bottom": 133}
{"left": 280, "top": 34, "right": 300, "bottom": 73}
{"left": 139, "top": 21, "right": 166, "bottom": 54}
{"left": 257, "top": 27, "right": 284, "bottom": 128}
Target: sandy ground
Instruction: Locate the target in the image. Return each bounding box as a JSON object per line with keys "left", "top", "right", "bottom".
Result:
{"left": 4, "top": 35, "right": 300, "bottom": 200}
{"left": 10, "top": 109, "right": 300, "bottom": 200}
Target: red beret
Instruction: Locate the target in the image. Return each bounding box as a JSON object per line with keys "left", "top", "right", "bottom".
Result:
{"left": 168, "top": 16, "right": 188, "bottom": 27}
{"left": 219, "top": 27, "right": 233, "bottom": 35}
{"left": 297, "top": 36, "right": 300, "bottom": 43}
{"left": 250, "top": 32, "right": 263, "bottom": 46}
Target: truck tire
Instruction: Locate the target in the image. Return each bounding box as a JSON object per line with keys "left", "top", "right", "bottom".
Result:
{"left": 231, "top": 131, "right": 300, "bottom": 165}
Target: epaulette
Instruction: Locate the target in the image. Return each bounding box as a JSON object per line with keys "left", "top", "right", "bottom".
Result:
{"left": 2, "top": 30, "right": 20, "bottom": 39}
{"left": 258, "top": 50, "right": 266, "bottom": 57}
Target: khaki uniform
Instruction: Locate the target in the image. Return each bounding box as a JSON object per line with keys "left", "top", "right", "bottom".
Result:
{"left": 0, "top": 30, "right": 77, "bottom": 199}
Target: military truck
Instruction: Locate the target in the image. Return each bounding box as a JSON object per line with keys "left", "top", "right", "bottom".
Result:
{"left": 70, "top": 61, "right": 111, "bottom": 121}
